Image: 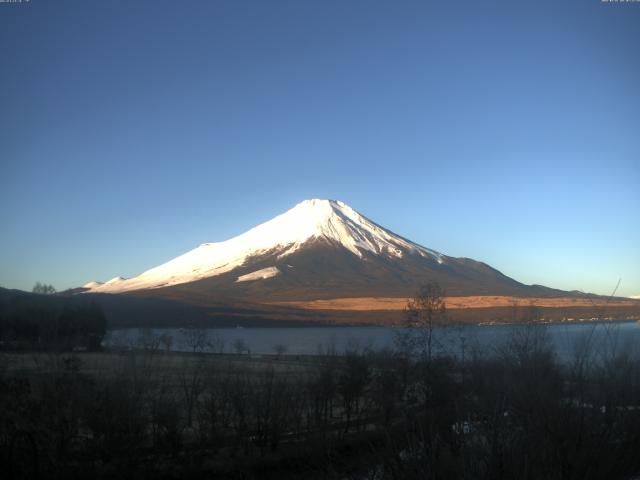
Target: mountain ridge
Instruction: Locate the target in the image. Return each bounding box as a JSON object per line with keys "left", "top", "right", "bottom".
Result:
{"left": 84, "top": 199, "right": 442, "bottom": 294}
{"left": 80, "top": 199, "right": 595, "bottom": 303}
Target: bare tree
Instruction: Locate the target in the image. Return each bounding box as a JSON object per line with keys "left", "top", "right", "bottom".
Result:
{"left": 137, "top": 327, "right": 160, "bottom": 352}
{"left": 159, "top": 333, "right": 173, "bottom": 353}
{"left": 197, "top": 368, "right": 232, "bottom": 451}
{"left": 273, "top": 343, "right": 287, "bottom": 359}
{"left": 183, "top": 328, "right": 210, "bottom": 353}
{"left": 233, "top": 338, "right": 247, "bottom": 355}
{"left": 32, "top": 282, "right": 56, "bottom": 295}
{"left": 209, "top": 331, "right": 225, "bottom": 354}
{"left": 228, "top": 367, "right": 251, "bottom": 456}
{"left": 307, "top": 356, "right": 338, "bottom": 430}
{"left": 404, "top": 282, "right": 447, "bottom": 362}
{"left": 338, "top": 353, "right": 370, "bottom": 433}
{"left": 179, "top": 358, "right": 205, "bottom": 428}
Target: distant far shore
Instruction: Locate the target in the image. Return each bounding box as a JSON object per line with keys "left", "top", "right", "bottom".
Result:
{"left": 106, "top": 316, "right": 640, "bottom": 330}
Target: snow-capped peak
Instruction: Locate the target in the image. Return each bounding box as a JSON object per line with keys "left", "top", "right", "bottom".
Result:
{"left": 267, "top": 199, "right": 440, "bottom": 259}
{"left": 84, "top": 199, "right": 441, "bottom": 294}
{"left": 82, "top": 281, "right": 103, "bottom": 289}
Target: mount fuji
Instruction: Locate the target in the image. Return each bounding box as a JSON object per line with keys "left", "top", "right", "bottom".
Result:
{"left": 82, "top": 199, "right": 563, "bottom": 302}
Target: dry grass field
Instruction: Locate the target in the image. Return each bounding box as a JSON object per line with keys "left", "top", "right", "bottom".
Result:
{"left": 272, "top": 295, "right": 640, "bottom": 311}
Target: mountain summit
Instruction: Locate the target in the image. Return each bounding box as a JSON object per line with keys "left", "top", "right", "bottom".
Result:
{"left": 86, "top": 199, "right": 441, "bottom": 294}
{"left": 83, "top": 199, "right": 559, "bottom": 300}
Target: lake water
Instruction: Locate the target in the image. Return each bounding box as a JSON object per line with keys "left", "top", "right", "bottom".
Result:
{"left": 105, "top": 320, "right": 640, "bottom": 362}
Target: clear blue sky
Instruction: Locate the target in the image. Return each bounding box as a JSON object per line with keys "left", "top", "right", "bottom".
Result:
{"left": 1, "top": 0, "right": 638, "bottom": 297}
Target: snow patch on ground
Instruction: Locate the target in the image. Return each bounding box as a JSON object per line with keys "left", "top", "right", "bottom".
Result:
{"left": 236, "top": 267, "right": 280, "bottom": 283}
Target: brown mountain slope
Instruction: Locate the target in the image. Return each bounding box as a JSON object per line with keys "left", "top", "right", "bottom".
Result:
{"left": 130, "top": 238, "right": 571, "bottom": 305}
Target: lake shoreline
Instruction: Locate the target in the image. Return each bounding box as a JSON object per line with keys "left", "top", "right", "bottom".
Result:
{"left": 104, "top": 320, "right": 640, "bottom": 361}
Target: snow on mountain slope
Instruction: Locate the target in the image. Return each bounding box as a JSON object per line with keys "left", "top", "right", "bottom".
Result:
{"left": 85, "top": 199, "right": 442, "bottom": 294}
{"left": 236, "top": 267, "right": 281, "bottom": 283}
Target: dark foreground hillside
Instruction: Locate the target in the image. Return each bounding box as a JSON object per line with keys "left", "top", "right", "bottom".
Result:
{"left": 2, "top": 322, "right": 640, "bottom": 479}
